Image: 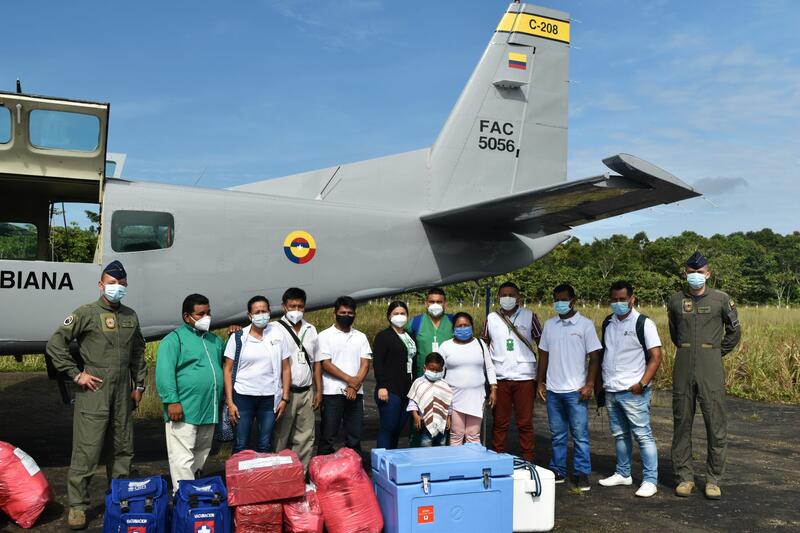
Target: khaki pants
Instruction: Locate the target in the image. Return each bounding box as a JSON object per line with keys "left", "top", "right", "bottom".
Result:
{"left": 165, "top": 421, "right": 214, "bottom": 492}
{"left": 273, "top": 388, "right": 316, "bottom": 469}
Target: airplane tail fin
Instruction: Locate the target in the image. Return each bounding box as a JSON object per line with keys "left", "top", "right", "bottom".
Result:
{"left": 428, "top": 3, "right": 571, "bottom": 212}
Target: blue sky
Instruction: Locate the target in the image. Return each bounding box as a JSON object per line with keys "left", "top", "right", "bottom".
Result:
{"left": 4, "top": 0, "right": 798, "bottom": 241}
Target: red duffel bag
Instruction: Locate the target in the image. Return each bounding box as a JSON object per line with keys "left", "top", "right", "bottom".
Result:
{"left": 234, "top": 501, "right": 282, "bottom": 533}
{"left": 0, "top": 441, "right": 53, "bottom": 529}
{"left": 309, "top": 448, "right": 383, "bottom": 533}
{"left": 283, "top": 486, "right": 324, "bottom": 533}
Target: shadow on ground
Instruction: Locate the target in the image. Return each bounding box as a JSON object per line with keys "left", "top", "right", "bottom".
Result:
{"left": 1, "top": 372, "right": 799, "bottom": 532}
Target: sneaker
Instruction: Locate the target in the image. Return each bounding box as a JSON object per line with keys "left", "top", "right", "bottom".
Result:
{"left": 554, "top": 471, "right": 566, "bottom": 484}
{"left": 599, "top": 473, "right": 633, "bottom": 487}
{"left": 705, "top": 483, "right": 722, "bottom": 500}
{"left": 674, "top": 480, "right": 695, "bottom": 497}
{"left": 635, "top": 481, "right": 658, "bottom": 498}
{"left": 68, "top": 508, "right": 87, "bottom": 530}
{"left": 573, "top": 474, "right": 591, "bottom": 491}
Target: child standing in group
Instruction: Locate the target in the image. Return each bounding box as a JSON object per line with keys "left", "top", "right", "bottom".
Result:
{"left": 406, "top": 353, "right": 453, "bottom": 446}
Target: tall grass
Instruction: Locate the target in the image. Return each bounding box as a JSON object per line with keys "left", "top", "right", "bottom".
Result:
{"left": 3, "top": 304, "right": 798, "bottom": 405}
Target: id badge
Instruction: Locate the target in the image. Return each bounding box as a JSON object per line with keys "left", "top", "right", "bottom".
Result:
{"left": 297, "top": 349, "right": 307, "bottom": 365}
{"left": 407, "top": 358, "right": 413, "bottom": 374}
{"left": 432, "top": 341, "right": 439, "bottom": 352}
{"left": 506, "top": 338, "right": 515, "bottom": 351}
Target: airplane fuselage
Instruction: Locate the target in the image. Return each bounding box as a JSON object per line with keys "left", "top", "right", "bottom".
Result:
{"left": 0, "top": 177, "right": 567, "bottom": 355}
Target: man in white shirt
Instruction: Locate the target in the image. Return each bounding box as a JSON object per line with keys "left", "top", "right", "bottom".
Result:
{"left": 317, "top": 296, "right": 372, "bottom": 455}
{"left": 597, "top": 280, "right": 662, "bottom": 498}
{"left": 483, "top": 281, "right": 542, "bottom": 462}
{"left": 272, "top": 287, "right": 322, "bottom": 470}
{"left": 536, "top": 283, "right": 602, "bottom": 491}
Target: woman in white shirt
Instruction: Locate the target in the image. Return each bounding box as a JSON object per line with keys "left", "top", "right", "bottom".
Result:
{"left": 439, "top": 312, "right": 497, "bottom": 445}
{"left": 224, "top": 296, "right": 291, "bottom": 453}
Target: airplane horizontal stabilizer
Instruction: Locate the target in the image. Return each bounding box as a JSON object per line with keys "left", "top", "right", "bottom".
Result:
{"left": 420, "top": 154, "right": 700, "bottom": 234}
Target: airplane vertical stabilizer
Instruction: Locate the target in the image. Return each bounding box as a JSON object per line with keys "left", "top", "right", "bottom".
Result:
{"left": 429, "top": 3, "right": 570, "bottom": 212}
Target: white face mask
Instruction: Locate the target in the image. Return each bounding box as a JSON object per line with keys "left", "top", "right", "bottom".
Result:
{"left": 427, "top": 303, "right": 444, "bottom": 318}
{"left": 499, "top": 296, "right": 517, "bottom": 311}
{"left": 192, "top": 315, "right": 211, "bottom": 332}
{"left": 390, "top": 314, "right": 408, "bottom": 328}
{"left": 285, "top": 310, "right": 304, "bottom": 324}
{"left": 251, "top": 312, "right": 270, "bottom": 329}
{"left": 104, "top": 283, "right": 126, "bottom": 303}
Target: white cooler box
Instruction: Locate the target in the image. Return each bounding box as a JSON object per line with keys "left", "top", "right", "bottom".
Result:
{"left": 512, "top": 459, "right": 555, "bottom": 532}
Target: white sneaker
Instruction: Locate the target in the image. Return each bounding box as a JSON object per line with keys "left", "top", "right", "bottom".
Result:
{"left": 635, "top": 481, "right": 658, "bottom": 498}
{"left": 598, "top": 473, "right": 633, "bottom": 487}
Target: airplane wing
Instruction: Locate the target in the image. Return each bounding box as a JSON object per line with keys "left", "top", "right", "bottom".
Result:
{"left": 420, "top": 154, "right": 700, "bottom": 234}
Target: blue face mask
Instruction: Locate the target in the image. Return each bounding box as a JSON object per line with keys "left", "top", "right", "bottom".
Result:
{"left": 687, "top": 272, "right": 707, "bottom": 289}
{"left": 103, "top": 283, "right": 126, "bottom": 303}
{"left": 611, "top": 301, "right": 630, "bottom": 316}
{"left": 425, "top": 370, "right": 444, "bottom": 381}
{"left": 453, "top": 326, "right": 473, "bottom": 341}
{"left": 554, "top": 301, "right": 571, "bottom": 315}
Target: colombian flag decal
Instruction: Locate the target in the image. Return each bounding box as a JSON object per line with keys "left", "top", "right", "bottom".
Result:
{"left": 284, "top": 230, "right": 317, "bottom": 264}
{"left": 508, "top": 52, "right": 527, "bottom": 70}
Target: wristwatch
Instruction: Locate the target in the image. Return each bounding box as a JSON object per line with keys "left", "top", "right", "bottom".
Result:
{"left": 638, "top": 381, "right": 648, "bottom": 390}
{"left": 135, "top": 385, "right": 146, "bottom": 393}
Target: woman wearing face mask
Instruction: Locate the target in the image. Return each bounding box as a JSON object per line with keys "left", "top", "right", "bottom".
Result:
{"left": 438, "top": 312, "right": 497, "bottom": 446}
{"left": 223, "top": 296, "right": 292, "bottom": 454}
{"left": 372, "top": 301, "right": 417, "bottom": 449}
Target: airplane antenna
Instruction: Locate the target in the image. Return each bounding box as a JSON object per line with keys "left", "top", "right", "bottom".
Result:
{"left": 193, "top": 166, "right": 207, "bottom": 186}
{"left": 15, "top": 78, "right": 22, "bottom": 94}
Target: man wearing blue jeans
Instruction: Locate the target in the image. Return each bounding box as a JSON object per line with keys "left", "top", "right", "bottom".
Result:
{"left": 598, "top": 281, "right": 663, "bottom": 498}
{"left": 537, "top": 284, "right": 603, "bottom": 491}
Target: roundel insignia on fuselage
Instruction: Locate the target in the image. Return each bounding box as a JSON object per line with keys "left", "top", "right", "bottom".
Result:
{"left": 283, "top": 231, "right": 317, "bottom": 264}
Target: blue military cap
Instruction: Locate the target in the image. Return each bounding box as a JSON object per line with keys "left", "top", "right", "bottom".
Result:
{"left": 685, "top": 251, "right": 708, "bottom": 269}
{"left": 103, "top": 260, "right": 127, "bottom": 280}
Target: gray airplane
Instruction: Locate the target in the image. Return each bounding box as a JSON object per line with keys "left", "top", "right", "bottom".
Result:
{"left": 0, "top": 3, "right": 699, "bottom": 358}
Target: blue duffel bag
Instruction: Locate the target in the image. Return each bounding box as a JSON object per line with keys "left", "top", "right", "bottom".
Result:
{"left": 103, "top": 476, "right": 170, "bottom": 532}
{"left": 171, "top": 476, "right": 231, "bottom": 533}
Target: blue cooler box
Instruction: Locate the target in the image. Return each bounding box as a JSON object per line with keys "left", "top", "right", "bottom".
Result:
{"left": 372, "top": 444, "right": 514, "bottom": 533}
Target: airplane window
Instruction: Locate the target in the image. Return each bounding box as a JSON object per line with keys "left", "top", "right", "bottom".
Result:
{"left": 105, "top": 160, "right": 117, "bottom": 177}
{"left": 29, "top": 109, "right": 100, "bottom": 152}
{"left": 0, "top": 106, "right": 10, "bottom": 144}
{"left": 111, "top": 211, "right": 174, "bottom": 253}
{"left": 0, "top": 222, "right": 38, "bottom": 260}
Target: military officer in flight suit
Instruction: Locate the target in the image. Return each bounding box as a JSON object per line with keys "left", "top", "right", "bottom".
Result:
{"left": 668, "top": 251, "right": 740, "bottom": 500}
{"left": 46, "top": 261, "right": 147, "bottom": 530}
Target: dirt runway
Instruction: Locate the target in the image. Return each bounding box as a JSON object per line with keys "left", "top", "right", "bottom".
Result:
{"left": 1, "top": 372, "right": 798, "bottom": 532}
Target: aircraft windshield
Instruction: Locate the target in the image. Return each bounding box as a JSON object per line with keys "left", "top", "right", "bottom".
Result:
{"left": 0, "top": 106, "right": 9, "bottom": 144}
{"left": 29, "top": 109, "right": 100, "bottom": 152}
{"left": 105, "top": 161, "right": 116, "bottom": 178}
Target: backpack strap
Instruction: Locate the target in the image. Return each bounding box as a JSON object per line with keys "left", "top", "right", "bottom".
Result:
{"left": 144, "top": 495, "right": 154, "bottom": 512}
{"left": 120, "top": 498, "right": 130, "bottom": 513}
{"left": 411, "top": 315, "right": 423, "bottom": 339}
{"left": 636, "top": 314, "right": 649, "bottom": 363}
{"left": 600, "top": 314, "right": 613, "bottom": 354}
{"left": 231, "top": 331, "right": 243, "bottom": 386}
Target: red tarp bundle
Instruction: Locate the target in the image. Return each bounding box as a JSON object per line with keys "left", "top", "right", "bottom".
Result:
{"left": 309, "top": 448, "right": 383, "bottom": 533}
{"left": 234, "top": 502, "right": 283, "bottom": 533}
{"left": 0, "top": 441, "right": 53, "bottom": 529}
{"left": 226, "top": 449, "right": 305, "bottom": 506}
{"left": 283, "top": 486, "right": 324, "bottom": 533}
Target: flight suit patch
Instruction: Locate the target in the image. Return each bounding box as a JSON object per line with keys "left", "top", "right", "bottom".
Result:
{"left": 119, "top": 319, "right": 135, "bottom": 328}
{"left": 105, "top": 316, "right": 116, "bottom": 329}
{"left": 682, "top": 299, "right": 693, "bottom": 313}
{"left": 697, "top": 306, "right": 711, "bottom": 314}
{"left": 729, "top": 299, "right": 736, "bottom": 309}
{"left": 63, "top": 315, "right": 74, "bottom": 326}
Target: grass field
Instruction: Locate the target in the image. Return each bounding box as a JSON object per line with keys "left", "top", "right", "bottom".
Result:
{"left": 2, "top": 303, "right": 798, "bottom": 409}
